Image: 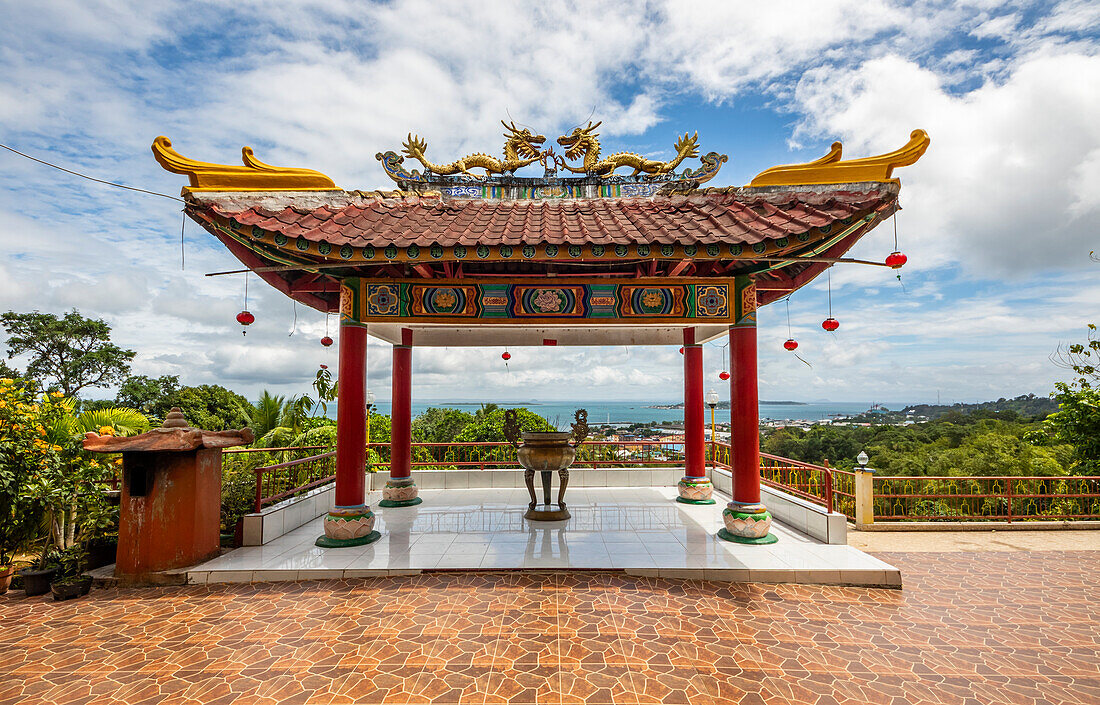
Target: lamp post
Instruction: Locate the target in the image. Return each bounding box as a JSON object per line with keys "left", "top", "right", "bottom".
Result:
{"left": 365, "top": 389, "right": 375, "bottom": 456}
{"left": 706, "top": 389, "right": 720, "bottom": 470}
{"left": 854, "top": 449, "right": 874, "bottom": 526}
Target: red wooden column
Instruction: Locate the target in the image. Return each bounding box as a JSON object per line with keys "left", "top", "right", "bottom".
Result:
{"left": 317, "top": 319, "right": 380, "bottom": 547}
{"left": 677, "top": 328, "right": 715, "bottom": 504}
{"left": 381, "top": 327, "right": 422, "bottom": 507}
{"left": 719, "top": 277, "right": 777, "bottom": 544}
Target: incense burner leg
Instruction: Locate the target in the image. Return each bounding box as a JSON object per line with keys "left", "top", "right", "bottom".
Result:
{"left": 541, "top": 470, "right": 553, "bottom": 506}
{"left": 524, "top": 469, "right": 537, "bottom": 510}
{"left": 557, "top": 469, "right": 569, "bottom": 508}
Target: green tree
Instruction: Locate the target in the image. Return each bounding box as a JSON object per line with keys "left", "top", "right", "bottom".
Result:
{"left": 0, "top": 359, "right": 20, "bottom": 380}
{"left": 1052, "top": 323, "right": 1099, "bottom": 389}
{"left": 1045, "top": 324, "right": 1100, "bottom": 474}
{"left": 413, "top": 407, "right": 474, "bottom": 443}
{"left": 1047, "top": 385, "right": 1100, "bottom": 474}
{"left": 307, "top": 365, "right": 337, "bottom": 417}
{"left": 174, "top": 384, "right": 249, "bottom": 431}
{"left": 114, "top": 374, "right": 181, "bottom": 419}
{"left": 1, "top": 310, "right": 135, "bottom": 398}
{"left": 454, "top": 407, "right": 553, "bottom": 443}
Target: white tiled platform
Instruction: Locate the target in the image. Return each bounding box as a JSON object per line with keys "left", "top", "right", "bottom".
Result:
{"left": 190, "top": 487, "right": 900, "bottom": 587}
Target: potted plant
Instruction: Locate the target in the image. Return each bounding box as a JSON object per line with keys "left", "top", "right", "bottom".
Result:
{"left": 19, "top": 549, "right": 59, "bottom": 596}
{"left": 0, "top": 553, "right": 17, "bottom": 594}
{"left": 49, "top": 545, "right": 91, "bottom": 601}
{"left": 0, "top": 497, "right": 39, "bottom": 595}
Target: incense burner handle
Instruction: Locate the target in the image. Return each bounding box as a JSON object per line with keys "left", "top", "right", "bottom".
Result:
{"left": 503, "top": 408, "right": 521, "bottom": 449}
{"left": 570, "top": 409, "right": 589, "bottom": 448}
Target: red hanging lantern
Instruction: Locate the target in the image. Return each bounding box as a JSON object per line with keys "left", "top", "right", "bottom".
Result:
{"left": 718, "top": 371, "right": 730, "bottom": 381}
{"left": 821, "top": 317, "right": 839, "bottom": 332}
{"left": 501, "top": 351, "right": 511, "bottom": 361}
{"left": 885, "top": 251, "right": 907, "bottom": 268}
{"left": 784, "top": 338, "right": 799, "bottom": 351}
{"left": 678, "top": 347, "right": 684, "bottom": 355}
{"left": 320, "top": 336, "right": 333, "bottom": 347}
{"left": 237, "top": 274, "right": 254, "bottom": 334}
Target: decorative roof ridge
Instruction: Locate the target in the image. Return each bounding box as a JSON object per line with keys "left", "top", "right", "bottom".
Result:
{"left": 686, "top": 181, "right": 901, "bottom": 197}
{"left": 187, "top": 188, "right": 445, "bottom": 212}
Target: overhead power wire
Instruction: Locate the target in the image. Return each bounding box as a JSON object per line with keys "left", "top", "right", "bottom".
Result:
{"left": 0, "top": 143, "right": 184, "bottom": 203}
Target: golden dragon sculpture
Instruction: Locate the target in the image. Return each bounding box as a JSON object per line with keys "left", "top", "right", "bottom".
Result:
{"left": 401, "top": 121, "right": 546, "bottom": 177}
{"left": 556, "top": 121, "right": 700, "bottom": 178}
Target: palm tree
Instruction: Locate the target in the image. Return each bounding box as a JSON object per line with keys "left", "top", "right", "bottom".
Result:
{"left": 238, "top": 391, "right": 311, "bottom": 447}
{"left": 475, "top": 403, "right": 501, "bottom": 421}
{"left": 39, "top": 401, "right": 151, "bottom": 551}
{"left": 70, "top": 407, "right": 151, "bottom": 437}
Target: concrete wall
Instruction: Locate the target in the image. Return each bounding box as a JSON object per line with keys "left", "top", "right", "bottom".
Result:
{"left": 241, "top": 484, "right": 335, "bottom": 547}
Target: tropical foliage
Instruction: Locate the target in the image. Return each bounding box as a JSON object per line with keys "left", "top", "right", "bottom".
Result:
{"left": 238, "top": 391, "right": 313, "bottom": 447}
{"left": 174, "top": 384, "right": 249, "bottom": 431}
{"left": 114, "top": 374, "right": 182, "bottom": 419}
{"left": 0, "top": 377, "right": 140, "bottom": 568}
{"left": 762, "top": 415, "right": 1075, "bottom": 476}
{"left": 1045, "top": 324, "right": 1100, "bottom": 474}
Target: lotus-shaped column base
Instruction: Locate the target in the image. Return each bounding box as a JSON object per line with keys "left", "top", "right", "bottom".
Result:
{"left": 718, "top": 501, "right": 778, "bottom": 545}
{"left": 316, "top": 505, "right": 381, "bottom": 547}
{"left": 380, "top": 477, "right": 422, "bottom": 507}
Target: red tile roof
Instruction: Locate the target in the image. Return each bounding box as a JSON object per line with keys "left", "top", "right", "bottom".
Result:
{"left": 197, "top": 186, "right": 896, "bottom": 249}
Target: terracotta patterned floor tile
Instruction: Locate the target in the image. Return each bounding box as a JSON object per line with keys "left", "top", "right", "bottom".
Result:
{"left": 2, "top": 551, "right": 1100, "bottom": 704}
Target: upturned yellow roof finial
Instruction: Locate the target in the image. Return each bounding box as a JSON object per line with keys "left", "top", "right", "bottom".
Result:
{"left": 151, "top": 136, "right": 337, "bottom": 191}
{"left": 749, "top": 130, "right": 930, "bottom": 187}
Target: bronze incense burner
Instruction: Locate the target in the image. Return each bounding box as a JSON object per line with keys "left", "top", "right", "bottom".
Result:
{"left": 505, "top": 409, "right": 588, "bottom": 521}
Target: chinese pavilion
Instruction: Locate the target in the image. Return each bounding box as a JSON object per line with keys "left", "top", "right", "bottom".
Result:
{"left": 153, "top": 120, "right": 928, "bottom": 547}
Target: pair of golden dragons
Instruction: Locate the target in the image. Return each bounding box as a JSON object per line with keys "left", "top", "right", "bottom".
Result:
{"left": 401, "top": 120, "right": 698, "bottom": 179}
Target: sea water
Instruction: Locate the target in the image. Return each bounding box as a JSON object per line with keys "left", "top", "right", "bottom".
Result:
{"left": 333, "top": 400, "right": 902, "bottom": 426}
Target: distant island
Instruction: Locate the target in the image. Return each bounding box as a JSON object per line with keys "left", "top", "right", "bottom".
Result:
{"left": 900, "top": 394, "right": 1057, "bottom": 420}
{"left": 647, "top": 400, "right": 806, "bottom": 410}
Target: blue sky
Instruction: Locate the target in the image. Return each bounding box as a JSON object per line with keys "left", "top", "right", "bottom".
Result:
{"left": 1, "top": 1, "right": 1098, "bottom": 406}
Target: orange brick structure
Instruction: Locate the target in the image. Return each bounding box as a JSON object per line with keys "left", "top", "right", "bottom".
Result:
{"left": 83, "top": 409, "right": 252, "bottom": 582}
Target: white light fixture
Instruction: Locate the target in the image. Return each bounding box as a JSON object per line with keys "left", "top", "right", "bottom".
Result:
{"left": 365, "top": 390, "right": 375, "bottom": 406}
{"left": 857, "top": 450, "right": 869, "bottom": 467}
{"left": 706, "top": 390, "right": 720, "bottom": 407}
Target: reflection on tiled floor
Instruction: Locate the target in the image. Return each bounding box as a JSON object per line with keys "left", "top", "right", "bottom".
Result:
{"left": 191, "top": 488, "right": 897, "bottom": 586}
{"left": 2, "top": 551, "right": 1097, "bottom": 704}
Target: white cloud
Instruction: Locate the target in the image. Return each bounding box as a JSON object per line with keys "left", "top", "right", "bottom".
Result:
{"left": 792, "top": 50, "right": 1100, "bottom": 274}
{"left": 1, "top": 0, "right": 1098, "bottom": 405}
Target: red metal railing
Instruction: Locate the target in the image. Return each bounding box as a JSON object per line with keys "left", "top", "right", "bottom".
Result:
{"left": 832, "top": 467, "right": 856, "bottom": 519}
{"left": 251, "top": 450, "right": 337, "bottom": 512}
{"left": 710, "top": 440, "right": 835, "bottom": 512}
{"left": 872, "top": 475, "right": 1100, "bottom": 522}
{"left": 368, "top": 439, "right": 687, "bottom": 471}
{"left": 236, "top": 440, "right": 1100, "bottom": 523}
{"left": 225, "top": 445, "right": 331, "bottom": 457}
